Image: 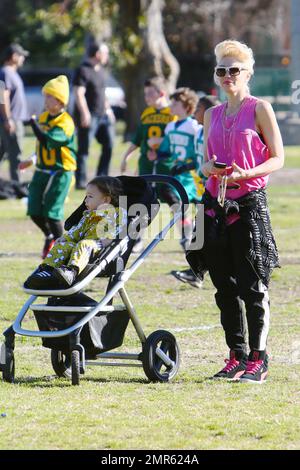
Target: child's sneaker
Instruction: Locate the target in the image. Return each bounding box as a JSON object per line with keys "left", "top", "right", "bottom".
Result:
{"left": 42, "top": 236, "right": 55, "bottom": 259}
{"left": 24, "top": 265, "right": 54, "bottom": 289}
{"left": 52, "top": 265, "right": 78, "bottom": 288}
{"left": 239, "top": 351, "right": 269, "bottom": 384}
{"left": 213, "top": 350, "right": 247, "bottom": 380}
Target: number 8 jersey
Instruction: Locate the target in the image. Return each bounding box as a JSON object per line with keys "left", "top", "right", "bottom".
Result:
{"left": 132, "top": 106, "right": 176, "bottom": 175}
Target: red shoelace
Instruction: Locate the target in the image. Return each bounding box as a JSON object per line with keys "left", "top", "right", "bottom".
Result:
{"left": 222, "top": 358, "right": 240, "bottom": 372}
{"left": 245, "top": 360, "right": 263, "bottom": 375}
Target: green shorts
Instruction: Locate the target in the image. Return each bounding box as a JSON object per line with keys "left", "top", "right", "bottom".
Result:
{"left": 27, "top": 170, "right": 73, "bottom": 220}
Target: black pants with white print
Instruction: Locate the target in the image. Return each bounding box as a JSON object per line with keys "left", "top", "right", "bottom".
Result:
{"left": 202, "top": 215, "right": 270, "bottom": 357}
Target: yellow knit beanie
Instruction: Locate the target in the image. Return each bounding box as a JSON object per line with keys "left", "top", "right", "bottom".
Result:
{"left": 42, "top": 75, "right": 69, "bottom": 106}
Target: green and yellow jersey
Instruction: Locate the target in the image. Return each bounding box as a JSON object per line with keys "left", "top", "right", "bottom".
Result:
{"left": 132, "top": 106, "right": 176, "bottom": 174}
{"left": 36, "top": 111, "right": 77, "bottom": 172}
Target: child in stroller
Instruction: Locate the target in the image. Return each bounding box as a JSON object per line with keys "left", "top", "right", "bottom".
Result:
{"left": 24, "top": 176, "right": 127, "bottom": 289}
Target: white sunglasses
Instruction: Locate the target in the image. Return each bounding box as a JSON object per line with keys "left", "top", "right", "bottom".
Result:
{"left": 215, "top": 66, "right": 248, "bottom": 77}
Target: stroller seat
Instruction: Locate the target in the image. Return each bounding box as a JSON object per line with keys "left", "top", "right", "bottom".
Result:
{"left": 23, "top": 237, "right": 130, "bottom": 297}
{"left": 23, "top": 175, "right": 157, "bottom": 296}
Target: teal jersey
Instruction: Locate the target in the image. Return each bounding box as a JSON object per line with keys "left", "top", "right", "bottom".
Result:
{"left": 159, "top": 117, "right": 200, "bottom": 202}
{"left": 194, "top": 125, "right": 207, "bottom": 200}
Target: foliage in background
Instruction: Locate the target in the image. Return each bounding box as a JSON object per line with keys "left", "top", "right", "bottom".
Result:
{"left": 0, "top": 0, "right": 287, "bottom": 72}
{"left": 0, "top": 0, "right": 289, "bottom": 135}
{"left": 0, "top": 0, "right": 84, "bottom": 66}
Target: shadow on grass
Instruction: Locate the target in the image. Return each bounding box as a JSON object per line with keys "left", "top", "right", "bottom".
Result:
{"left": 13, "top": 374, "right": 149, "bottom": 388}
{"left": 14, "top": 371, "right": 214, "bottom": 387}
{"left": 83, "top": 376, "right": 149, "bottom": 385}
{"left": 14, "top": 376, "right": 70, "bottom": 388}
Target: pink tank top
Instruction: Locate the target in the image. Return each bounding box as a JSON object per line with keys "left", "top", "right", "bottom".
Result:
{"left": 206, "top": 95, "right": 270, "bottom": 223}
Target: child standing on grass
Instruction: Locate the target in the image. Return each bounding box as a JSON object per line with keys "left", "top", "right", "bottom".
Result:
{"left": 120, "top": 76, "right": 176, "bottom": 252}
{"left": 171, "top": 95, "right": 220, "bottom": 288}
{"left": 19, "top": 75, "right": 77, "bottom": 259}
{"left": 148, "top": 87, "right": 200, "bottom": 250}
{"left": 120, "top": 77, "right": 176, "bottom": 176}
{"left": 24, "top": 176, "right": 125, "bottom": 289}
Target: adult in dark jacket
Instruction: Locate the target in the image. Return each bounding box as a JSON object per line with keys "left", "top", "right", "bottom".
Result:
{"left": 73, "top": 42, "right": 115, "bottom": 189}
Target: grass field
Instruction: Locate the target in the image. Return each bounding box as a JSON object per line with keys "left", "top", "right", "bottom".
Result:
{"left": 0, "top": 131, "right": 299, "bottom": 450}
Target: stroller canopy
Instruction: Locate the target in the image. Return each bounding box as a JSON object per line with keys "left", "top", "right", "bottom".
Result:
{"left": 65, "top": 175, "right": 159, "bottom": 231}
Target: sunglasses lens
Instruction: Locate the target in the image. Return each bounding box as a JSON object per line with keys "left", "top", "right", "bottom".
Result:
{"left": 229, "top": 67, "right": 240, "bottom": 76}
{"left": 216, "top": 68, "right": 226, "bottom": 77}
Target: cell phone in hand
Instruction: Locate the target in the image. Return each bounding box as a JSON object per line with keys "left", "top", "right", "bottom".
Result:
{"left": 213, "top": 161, "right": 227, "bottom": 169}
{"left": 227, "top": 182, "right": 241, "bottom": 190}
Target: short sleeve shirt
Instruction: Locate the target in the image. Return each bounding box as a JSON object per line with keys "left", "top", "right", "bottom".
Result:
{"left": 72, "top": 60, "right": 106, "bottom": 120}
{"left": 0, "top": 66, "right": 28, "bottom": 121}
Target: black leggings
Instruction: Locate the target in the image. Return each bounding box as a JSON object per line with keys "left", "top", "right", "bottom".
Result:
{"left": 31, "top": 215, "right": 63, "bottom": 239}
{"left": 202, "top": 215, "right": 270, "bottom": 354}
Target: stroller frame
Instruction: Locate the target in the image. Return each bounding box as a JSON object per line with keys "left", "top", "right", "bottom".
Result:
{"left": 0, "top": 176, "right": 189, "bottom": 385}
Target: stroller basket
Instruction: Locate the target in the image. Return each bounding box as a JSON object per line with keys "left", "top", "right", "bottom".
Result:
{"left": 32, "top": 294, "right": 129, "bottom": 358}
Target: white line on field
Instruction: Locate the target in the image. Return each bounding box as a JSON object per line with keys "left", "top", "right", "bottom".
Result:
{"left": 172, "top": 325, "right": 221, "bottom": 332}
{"left": 172, "top": 323, "right": 299, "bottom": 333}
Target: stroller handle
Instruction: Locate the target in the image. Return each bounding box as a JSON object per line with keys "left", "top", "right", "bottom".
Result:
{"left": 141, "top": 174, "right": 189, "bottom": 214}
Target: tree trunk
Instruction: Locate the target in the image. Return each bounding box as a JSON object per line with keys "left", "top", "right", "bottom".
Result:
{"left": 146, "top": 0, "right": 180, "bottom": 93}
{"left": 115, "top": 0, "right": 180, "bottom": 139}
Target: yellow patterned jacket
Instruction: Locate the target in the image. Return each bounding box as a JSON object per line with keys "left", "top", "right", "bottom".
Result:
{"left": 63, "top": 206, "right": 127, "bottom": 242}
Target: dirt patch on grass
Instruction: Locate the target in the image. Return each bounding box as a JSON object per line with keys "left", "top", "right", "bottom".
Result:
{"left": 269, "top": 168, "right": 300, "bottom": 186}
{"left": 0, "top": 252, "right": 37, "bottom": 258}
{"left": 280, "top": 256, "right": 300, "bottom": 265}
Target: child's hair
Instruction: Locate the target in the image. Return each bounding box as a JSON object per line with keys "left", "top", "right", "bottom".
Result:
{"left": 144, "top": 77, "right": 166, "bottom": 94}
{"left": 88, "top": 176, "right": 123, "bottom": 207}
{"left": 197, "top": 95, "right": 220, "bottom": 111}
{"left": 170, "top": 87, "right": 199, "bottom": 115}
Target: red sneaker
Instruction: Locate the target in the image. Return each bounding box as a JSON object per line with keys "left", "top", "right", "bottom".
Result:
{"left": 213, "top": 350, "right": 247, "bottom": 380}
{"left": 41, "top": 237, "right": 55, "bottom": 259}
{"left": 239, "top": 352, "right": 269, "bottom": 384}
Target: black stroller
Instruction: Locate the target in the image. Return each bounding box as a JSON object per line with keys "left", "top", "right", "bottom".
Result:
{"left": 0, "top": 175, "right": 188, "bottom": 385}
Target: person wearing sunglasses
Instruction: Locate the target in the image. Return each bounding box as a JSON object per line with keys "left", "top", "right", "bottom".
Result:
{"left": 186, "top": 39, "right": 284, "bottom": 383}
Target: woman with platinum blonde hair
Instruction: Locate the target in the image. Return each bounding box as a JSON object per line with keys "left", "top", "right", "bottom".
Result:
{"left": 187, "top": 39, "right": 284, "bottom": 383}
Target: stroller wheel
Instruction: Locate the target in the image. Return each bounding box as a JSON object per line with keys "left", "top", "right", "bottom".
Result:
{"left": 2, "top": 347, "right": 15, "bottom": 383}
{"left": 71, "top": 350, "right": 80, "bottom": 386}
{"left": 142, "top": 330, "right": 180, "bottom": 382}
{"left": 51, "top": 350, "right": 71, "bottom": 378}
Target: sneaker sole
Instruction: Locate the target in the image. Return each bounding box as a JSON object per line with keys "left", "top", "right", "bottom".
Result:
{"left": 188, "top": 281, "right": 203, "bottom": 289}
{"left": 52, "top": 270, "right": 73, "bottom": 288}
{"left": 238, "top": 378, "right": 267, "bottom": 384}
{"left": 239, "top": 370, "right": 268, "bottom": 384}
{"left": 171, "top": 272, "right": 202, "bottom": 289}
{"left": 211, "top": 376, "right": 240, "bottom": 381}
{"left": 212, "top": 373, "right": 245, "bottom": 381}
